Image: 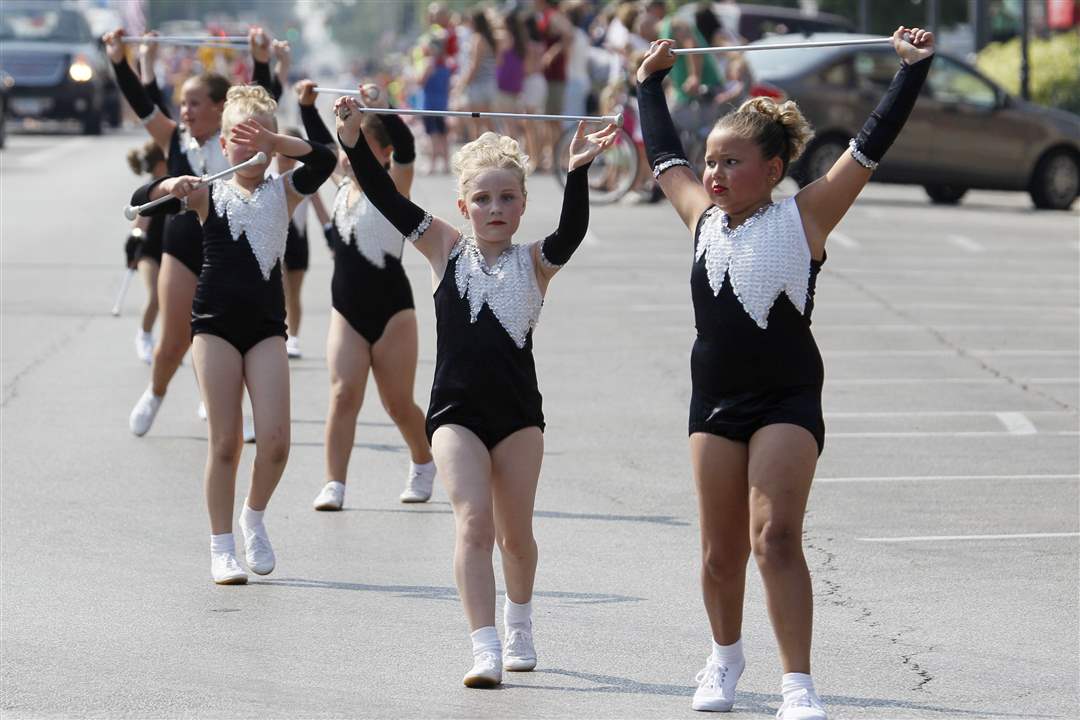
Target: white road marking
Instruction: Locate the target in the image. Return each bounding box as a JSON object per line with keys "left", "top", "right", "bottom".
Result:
{"left": 817, "top": 473, "right": 1078, "bottom": 484}
{"left": 859, "top": 532, "right": 1079, "bottom": 543}
{"left": 827, "top": 377, "right": 1078, "bottom": 386}
{"left": 824, "top": 410, "right": 1070, "bottom": 418}
{"left": 829, "top": 232, "right": 859, "bottom": 249}
{"left": 824, "top": 349, "right": 1078, "bottom": 357}
{"left": 946, "top": 234, "right": 984, "bottom": 253}
{"left": 829, "top": 431, "right": 1078, "bottom": 438}
{"left": 995, "top": 411, "right": 1038, "bottom": 435}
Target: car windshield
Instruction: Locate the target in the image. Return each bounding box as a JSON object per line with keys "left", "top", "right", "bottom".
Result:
{"left": 0, "top": 7, "right": 90, "bottom": 43}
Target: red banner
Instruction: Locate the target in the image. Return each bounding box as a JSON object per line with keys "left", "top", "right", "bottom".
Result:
{"left": 1047, "top": 0, "right": 1078, "bottom": 28}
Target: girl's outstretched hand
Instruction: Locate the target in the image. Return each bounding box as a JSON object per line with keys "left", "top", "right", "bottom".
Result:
{"left": 231, "top": 118, "right": 276, "bottom": 156}
{"left": 295, "top": 79, "right": 317, "bottom": 107}
{"left": 568, "top": 121, "right": 619, "bottom": 171}
{"left": 636, "top": 39, "right": 675, "bottom": 84}
{"left": 102, "top": 28, "right": 126, "bottom": 63}
{"left": 334, "top": 96, "right": 365, "bottom": 146}
{"left": 894, "top": 26, "right": 935, "bottom": 64}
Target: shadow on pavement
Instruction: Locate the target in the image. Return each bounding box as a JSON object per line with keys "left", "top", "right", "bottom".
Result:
{"left": 342, "top": 504, "right": 689, "bottom": 527}
{"left": 254, "top": 577, "right": 642, "bottom": 604}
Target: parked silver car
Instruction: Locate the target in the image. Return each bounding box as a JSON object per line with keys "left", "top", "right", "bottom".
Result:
{"left": 745, "top": 33, "right": 1080, "bottom": 210}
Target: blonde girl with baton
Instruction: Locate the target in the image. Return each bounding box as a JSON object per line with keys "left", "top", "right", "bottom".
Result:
{"left": 128, "top": 86, "right": 336, "bottom": 584}
{"left": 335, "top": 86, "right": 617, "bottom": 687}
{"left": 637, "top": 27, "right": 935, "bottom": 717}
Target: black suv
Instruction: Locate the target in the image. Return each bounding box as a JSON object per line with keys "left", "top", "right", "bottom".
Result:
{"left": 0, "top": 1, "right": 119, "bottom": 134}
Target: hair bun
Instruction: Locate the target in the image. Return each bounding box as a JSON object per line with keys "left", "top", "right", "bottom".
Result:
{"left": 736, "top": 96, "right": 813, "bottom": 163}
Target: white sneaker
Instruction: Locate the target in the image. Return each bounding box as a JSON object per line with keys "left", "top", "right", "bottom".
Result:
{"left": 285, "top": 335, "right": 302, "bottom": 359}
{"left": 129, "top": 388, "right": 162, "bottom": 436}
{"left": 776, "top": 688, "right": 828, "bottom": 720}
{"left": 135, "top": 329, "right": 154, "bottom": 364}
{"left": 211, "top": 552, "right": 248, "bottom": 585}
{"left": 503, "top": 624, "right": 537, "bottom": 671}
{"left": 238, "top": 514, "right": 276, "bottom": 575}
{"left": 463, "top": 650, "right": 502, "bottom": 688}
{"left": 313, "top": 481, "right": 346, "bottom": 511}
{"left": 399, "top": 462, "right": 436, "bottom": 503}
{"left": 243, "top": 416, "right": 255, "bottom": 443}
{"left": 197, "top": 401, "right": 207, "bottom": 421}
{"left": 692, "top": 657, "right": 744, "bottom": 712}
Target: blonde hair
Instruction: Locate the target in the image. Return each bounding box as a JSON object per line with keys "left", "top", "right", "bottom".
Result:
{"left": 451, "top": 131, "right": 529, "bottom": 198}
{"left": 714, "top": 97, "right": 814, "bottom": 179}
{"left": 221, "top": 84, "right": 278, "bottom": 135}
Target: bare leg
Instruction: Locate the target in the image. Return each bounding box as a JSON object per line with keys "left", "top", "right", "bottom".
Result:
{"left": 151, "top": 255, "right": 196, "bottom": 397}
{"left": 370, "top": 310, "right": 432, "bottom": 465}
{"left": 191, "top": 335, "right": 244, "bottom": 535}
{"left": 433, "top": 425, "right": 495, "bottom": 630}
{"left": 243, "top": 336, "right": 291, "bottom": 510}
{"left": 284, "top": 268, "right": 305, "bottom": 338}
{"left": 690, "top": 432, "right": 751, "bottom": 646}
{"left": 137, "top": 257, "right": 159, "bottom": 333}
{"left": 490, "top": 427, "right": 543, "bottom": 605}
{"left": 748, "top": 424, "right": 819, "bottom": 674}
{"left": 324, "top": 309, "right": 372, "bottom": 484}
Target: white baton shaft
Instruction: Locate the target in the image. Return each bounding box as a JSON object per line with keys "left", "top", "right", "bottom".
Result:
{"left": 314, "top": 87, "right": 623, "bottom": 127}
{"left": 672, "top": 37, "right": 896, "bottom": 56}
{"left": 123, "top": 152, "right": 267, "bottom": 220}
{"left": 111, "top": 268, "right": 136, "bottom": 316}
{"left": 121, "top": 35, "right": 249, "bottom": 44}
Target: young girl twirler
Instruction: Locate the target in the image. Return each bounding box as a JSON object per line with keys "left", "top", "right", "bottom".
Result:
{"left": 131, "top": 85, "right": 335, "bottom": 584}
{"left": 294, "top": 80, "right": 438, "bottom": 508}
{"left": 637, "top": 27, "right": 935, "bottom": 718}
{"left": 335, "top": 87, "right": 617, "bottom": 686}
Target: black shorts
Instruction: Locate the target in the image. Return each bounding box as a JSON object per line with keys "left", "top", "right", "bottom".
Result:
{"left": 162, "top": 211, "right": 203, "bottom": 276}
{"left": 284, "top": 222, "right": 309, "bottom": 271}
{"left": 689, "top": 384, "right": 825, "bottom": 455}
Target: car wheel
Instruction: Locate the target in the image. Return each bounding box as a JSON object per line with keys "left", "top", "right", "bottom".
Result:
{"left": 1029, "top": 148, "right": 1079, "bottom": 210}
{"left": 82, "top": 110, "right": 102, "bottom": 136}
{"left": 796, "top": 136, "right": 846, "bottom": 187}
{"left": 924, "top": 184, "right": 968, "bottom": 205}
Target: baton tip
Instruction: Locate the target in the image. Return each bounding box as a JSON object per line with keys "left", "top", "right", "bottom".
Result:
{"left": 253, "top": 151, "right": 268, "bottom": 164}
{"left": 123, "top": 206, "right": 138, "bottom": 221}
{"left": 613, "top": 112, "right": 624, "bottom": 128}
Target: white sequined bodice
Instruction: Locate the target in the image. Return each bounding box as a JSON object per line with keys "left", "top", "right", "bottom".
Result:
{"left": 695, "top": 197, "right": 812, "bottom": 329}
{"left": 333, "top": 181, "right": 403, "bottom": 268}
{"left": 450, "top": 236, "right": 543, "bottom": 349}
{"left": 211, "top": 173, "right": 291, "bottom": 281}
{"left": 179, "top": 126, "right": 229, "bottom": 175}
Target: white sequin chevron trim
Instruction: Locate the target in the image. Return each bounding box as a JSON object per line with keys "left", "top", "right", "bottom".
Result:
{"left": 695, "top": 198, "right": 812, "bottom": 329}
{"left": 212, "top": 175, "right": 289, "bottom": 281}
{"left": 653, "top": 157, "right": 690, "bottom": 179}
{"left": 332, "top": 182, "right": 403, "bottom": 268}
{"left": 449, "top": 236, "right": 544, "bottom": 349}
{"left": 848, "top": 139, "right": 879, "bottom": 171}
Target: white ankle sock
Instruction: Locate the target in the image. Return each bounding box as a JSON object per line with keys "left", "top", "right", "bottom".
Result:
{"left": 210, "top": 533, "right": 235, "bottom": 554}
{"left": 504, "top": 597, "right": 532, "bottom": 627}
{"left": 470, "top": 626, "right": 500, "bottom": 654}
{"left": 411, "top": 460, "right": 435, "bottom": 472}
{"left": 144, "top": 385, "right": 163, "bottom": 401}
{"left": 782, "top": 672, "right": 815, "bottom": 700}
{"left": 241, "top": 501, "right": 265, "bottom": 527}
{"left": 712, "top": 638, "right": 744, "bottom": 666}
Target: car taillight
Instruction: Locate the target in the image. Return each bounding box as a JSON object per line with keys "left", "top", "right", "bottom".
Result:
{"left": 750, "top": 82, "right": 786, "bottom": 101}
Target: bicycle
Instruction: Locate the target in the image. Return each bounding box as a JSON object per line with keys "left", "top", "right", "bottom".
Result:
{"left": 552, "top": 122, "right": 640, "bottom": 204}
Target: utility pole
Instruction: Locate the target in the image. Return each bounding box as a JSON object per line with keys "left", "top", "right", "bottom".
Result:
{"left": 971, "top": 0, "right": 990, "bottom": 52}
{"left": 1020, "top": 0, "right": 1031, "bottom": 100}
{"left": 927, "top": 0, "right": 940, "bottom": 34}
{"left": 858, "top": 0, "right": 869, "bottom": 34}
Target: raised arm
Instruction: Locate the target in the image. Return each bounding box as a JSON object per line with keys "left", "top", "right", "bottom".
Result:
{"left": 636, "top": 39, "right": 713, "bottom": 232}
{"left": 334, "top": 96, "right": 460, "bottom": 274}
{"left": 248, "top": 27, "right": 281, "bottom": 101}
{"left": 138, "top": 32, "right": 171, "bottom": 119}
{"left": 103, "top": 28, "right": 176, "bottom": 151}
{"left": 271, "top": 40, "right": 291, "bottom": 101}
{"left": 295, "top": 79, "right": 344, "bottom": 186}
{"left": 796, "top": 27, "right": 935, "bottom": 256}
{"left": 533, "top": 121, "right": 618, "bottom": 289}
{"left": 355, "top": 83, "right": 416, "bottom": 197}
{"left": 229, "top": 119, "right": 336, "bottom": 213}
{"left": 131, "top": 175, "right": 209, "bottom": 222}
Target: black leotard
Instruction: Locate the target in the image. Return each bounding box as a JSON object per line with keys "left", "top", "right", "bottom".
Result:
{"left": 136, "top": 213, "right": 165, "bottom": 263}
{"left": 284, "top": 197, "right": 311, "bottom": 272}
{"left": 689, "top": 201, "right": 826, "bottom": 453}
{"left": 161, "top": 126, "right": 229, "bottom": 276}
{"left": 326, "top": 180, "right": 415, "bottom": 345}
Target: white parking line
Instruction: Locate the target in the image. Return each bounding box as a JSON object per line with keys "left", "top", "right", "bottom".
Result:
{"left": 824, "top": 410, "right": 1071, "bottom": 418}
{"left": 827, "top": 377, "right": 1078, "bottom": 385}
{"left": 824, "top": 349, "right": 1078, "bottom": 357}
{"left": 946, "top": 234, "right": 985, "bottom": 253}
{"left": 995, "top": 411, "right": 1038, "bottom": 435}
{"left": 817, "top": 473, "right": 1078, "bottom": 484}
{"left": 829, "top": 232, "right": 859, "bottom": 249}
{"left": 859, "top": 532, "right": 1079, "bottom": 543}
{"left": 829, "top": 430, "right": 1078, "bottom": 438}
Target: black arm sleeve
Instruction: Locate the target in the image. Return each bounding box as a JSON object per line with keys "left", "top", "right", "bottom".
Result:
{"left": 540, "top": 162, "right": 591, "bottom": 266}
{"left": 131, "top": 176, "right": 183, "bottom": 216}
{"left": 637, "top": 68, "right": 689, "bottom": 177}
{"left": 299, "top": 103, "right": 335, "bottom": 146}
{"left": 853, "top": 55, "right": 933, "bottom": 165}
{"left": 143, "top": 78, "right": 171, "bottom": 118}
{"left": 251, "top": 59, "right": 282, "bottom": 101}
{"left": 286, "top": 142, "right": 338, "bottom": 195}
{"left": 338, "top": 131, "right": 430, "bottom": 239}
{"left": 377, "top": 110, "right": 416, "bottom": 165}
{"left": 111, "top": 58, "right": 156, "bottom": 120}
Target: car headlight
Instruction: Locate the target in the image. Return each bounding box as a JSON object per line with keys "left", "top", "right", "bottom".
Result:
{"left": 69, "top": 58, "right": 94, "bottom": 82}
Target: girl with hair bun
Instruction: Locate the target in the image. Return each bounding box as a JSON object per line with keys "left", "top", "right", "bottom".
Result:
{"left": 335, "top": 85, "right": 617, "bottom": 688}
{"left": 637, "top": 26, "right": 935, "bottom": 719}
{"left": 128, "top": 84, "right": 336, "bottom": 586}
